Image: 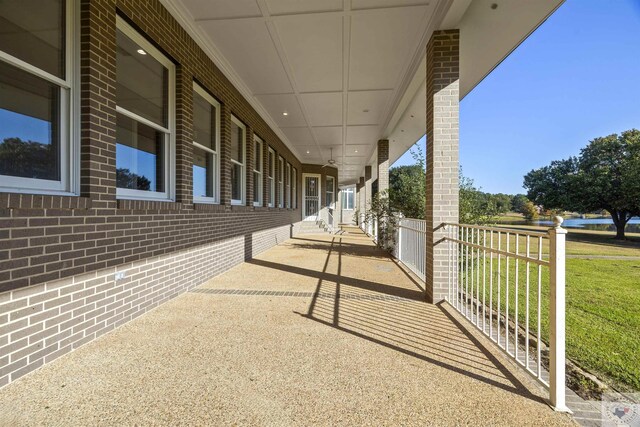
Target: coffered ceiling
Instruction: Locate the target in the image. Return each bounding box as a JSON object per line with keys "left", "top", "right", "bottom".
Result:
{"left": 166, "top": 0, "right": 446, "bottom": 183}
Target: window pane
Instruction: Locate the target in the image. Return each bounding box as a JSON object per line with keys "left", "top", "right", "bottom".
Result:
{"left": 231, "top": 163, "right": 242, "bottom": 200}
{"left": 0, "top": 0, "right": 65, "bottom": 78}
{"left": 253, "top": 172, "right": 260, "bottom": 203}
{"left": 230, "top": 121, "right": 244, "bottom": 162}
{"left": 0, "top": 61, "right": 60, "bottom": 181}
{"left": 116, "top": 114, "right": 165, "bottom": 192}
{"left": 193, "top": 146, "right": 213, "bottom": 198}
{"left": 116, "top": 29, "right": 168, "bottom": 127}
{"left": 193, "top": 90, "right": 215, "bottom": 150}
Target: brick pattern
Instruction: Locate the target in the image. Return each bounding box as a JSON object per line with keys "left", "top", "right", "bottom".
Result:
{"left": 0, "top": 224, "right": 293, "bottom": 388}
{"left": 425, "top": 30, "right": 460, "bottom": 303}
{"left": 0, "top": 0, "right": 305, "bottom": 293}
{"left": 377, "top": 140, "right": 389, "bottom": 194}
{"left": 358, "top": 177, "right": 365, "bottom": 222}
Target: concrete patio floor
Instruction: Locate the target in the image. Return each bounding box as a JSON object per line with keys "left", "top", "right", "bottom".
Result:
{"left": 0, "top": 231, "right": 576, "bottom": 426}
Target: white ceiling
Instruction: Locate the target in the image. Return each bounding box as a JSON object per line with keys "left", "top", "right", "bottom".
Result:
{"left": 164, "top": 0, "right": 563, "bottom": 184}
{"left": 169, "top": 0, "right": 443, "bottom": 184}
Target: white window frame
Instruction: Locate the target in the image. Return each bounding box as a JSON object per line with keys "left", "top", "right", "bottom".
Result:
{"left": 268, "top": 147, "right": 275, "bottom": 207}
{"left": 192, "top": 82, "right": 220, "bottom": 204}
{"left": 0, "top": 0, "right": 79, "bottom": 196}
{"left": 253, "top": 135, "right": 263, "bottom": 207}
{"left": 286, "top": 163, "right": 291, "bottom": 209}
{"left": 326, "top": 176, "right": 335, "bottom": 209}
{"left": 342, "top": 187, "right": 355, "bottom": 210}
{"left": 278, "top": 156, "right": 284, "bottom": 208}
{"left": 292, "top": 167, "right": 297, "bottom": 209}
{"left": 115, "top": 16, "right": 175, "bottom": 201}
{"left": 230, "top": 115, "right": 246, "bottom": 205}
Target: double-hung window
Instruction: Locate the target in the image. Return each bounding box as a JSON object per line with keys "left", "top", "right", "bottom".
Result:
{"left": 0, "top": 0, "right": 77, "bottom": 195}
{"left": 115, "top": 16, "right": 175, "bottom": 200}
{"left": 326, "top": 176, "right": 335, "bottom": 209}
{"left": 292, "top": 168, "right": 297, "bottom": 209}
{"left": 192, "top": 83, "right": 220, "bottom": 203}
{"left": 230, "top": 115, "right": 245, "bottom": 205}
{"left": 341, "top": 187, "right": 355, "bottom": 210}
{"left": 267, "top": 148, "right": 275, "bottom": 207}
{"left": 285, "top": 163, "right": 291, "bottom": 209}
{"left": 277, "top": 156, "right": 284, "bottom": 208}
{"left": 253, "top": 136, "right": 263, "bottom": 206}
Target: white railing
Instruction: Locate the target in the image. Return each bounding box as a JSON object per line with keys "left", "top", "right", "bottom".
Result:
{"left": 361, "top": 214, "right": 380, "bottom": 243}
{"left": 394, "top": 218, "right": 426, "bottom": 281}
{"left": 392, "top": 216, "right": 569, "bottom": 411}
{"left": 443, "top": 218, "right": 568, "bottom": 412}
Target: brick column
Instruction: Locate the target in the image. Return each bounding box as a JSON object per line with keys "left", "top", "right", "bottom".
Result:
{"left": 245, "top": 126, "right": 254, "bottom": 207}
{"left": 425, "top": 30, "right": 459, "bottom": 303}
{"left": 364, "top": 165, "right": 372, "bottom": 212}
{"left": 80, "top": 0, "right": 117, "bottom": 209}
{"left": 358, "top": 176, "right": 365, "bottom": 224}
{"left": 175, "top": 66, "right": 193, "bottom": 206}
{"left": 377, "top": 140, "right": 389, "bottom": 194}
{"left": 219, "top": 104, "right": 231, "bottom": 206}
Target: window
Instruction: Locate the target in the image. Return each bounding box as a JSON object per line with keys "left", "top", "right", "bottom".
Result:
{"left": 192, "top": 83, "right": 220, "bottom": 203}
{"left": 285, "top": 163, "right": 291, "bottom": 209}
{"left": 0, "top": 0, "right": 77, "bottom": 195}
{"left": 268, "top": 148, "right": 275, "bottom": 207}
{"left": 230, "top": 115, "right": 245, "bottom": 205}
{"left": 326, "top": 176, "right": 335, "bottom": 209}
{"left": 115, "top": 17, "right": 175, "bottom": 200}
{"left": 277, "top": 156, "right": 284, "bottom": 208}
{"left": 341, "top": 187, "right": 355, "bottom": 210}
{"left": 253, "top": 136, "right": 263, "bottom": 206}
{"left": 292, "top": 168, "right": 297, "bottom": 209}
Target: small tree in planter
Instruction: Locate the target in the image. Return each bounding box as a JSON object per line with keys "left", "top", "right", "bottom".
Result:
{"left": 364, "top": 190, "right": 398, "bottom": 251}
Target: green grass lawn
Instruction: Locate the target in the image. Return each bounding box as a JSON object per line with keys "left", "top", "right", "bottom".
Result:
{"left": 457, "top": 227, "right": 640, "bottom": 391}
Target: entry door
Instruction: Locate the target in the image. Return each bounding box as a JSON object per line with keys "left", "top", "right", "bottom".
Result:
{"left": 303, "top": 175, "right": 320, "bottom": 221}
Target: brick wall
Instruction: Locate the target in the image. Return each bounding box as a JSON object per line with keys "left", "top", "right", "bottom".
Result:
{"left": 377, "top": 140, "right": 389, "bottom": 194}
{"left": 425, "top": 30, "right": 460, "bottom": 303}
{"left": 0, "top": 0, "right": 306, "bottom": 387}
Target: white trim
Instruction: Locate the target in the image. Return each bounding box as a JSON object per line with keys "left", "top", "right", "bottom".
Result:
{"left": 267, "top": 147, "right": 275, "bottom": 207}
{"left": 292, "top": 167, "right": 297, "bottom": 209}
{"left": 302, "top": 173, "right": 321, "bottom": 221}
{"left": 192, "top": 82, "right": 221, "bottom": 204}
{"left": 230, "top": 115, "right": 245, "bottom": 205}
{"left": 115, "top": 16, "right": 176, "bottom": 202}
{"left": 285, "top": 162, "right": 291, "bottom": 209}
{"left": 341, "top": 187, "right": 355, "bottom": 210}
{"left": 0, "top": 0, "right": 78, "bottom": 196}
{"left": 277, "top": 156, "right": 284, "bottom": 208}
{"left": 326, "top": 175, "right": 335, "bottom": 210}
{"left": 252, "top": 135, "right": 263, "bottom": 207}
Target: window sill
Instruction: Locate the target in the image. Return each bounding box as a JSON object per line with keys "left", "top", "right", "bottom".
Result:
{"left": 117, "top": 199, "right": 182, "bottom": 211}
{"left": 0, "top": 192, "right": 91, "bottom": 210}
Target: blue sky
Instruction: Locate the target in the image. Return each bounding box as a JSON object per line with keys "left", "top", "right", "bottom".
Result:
{"left": 392, "top": 0, "right": 640, "bottom": 195}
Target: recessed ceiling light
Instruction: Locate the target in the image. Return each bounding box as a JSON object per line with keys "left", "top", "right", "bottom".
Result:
{"left": 363, "top": 109, "right": 369, "bottom": 113}
{"left": 491, "top": 3, "right": 498, "bottom": 9}
{"left": 410, "top": 115, "right": 414, "bottom": 118}
{"left": 354, "top": 150, "right": 358, "bottom": 153}
{"left": 306, "top": 150, "right": 310, "bottom": 154}
{"left": 137, "top": 49, "right": 147, "bottom": 55}
{"left": 283, "top": 111, "right": 288, "bottom": 116}
{"left": 401, "top": 129, "right": 404, "bottom": 132}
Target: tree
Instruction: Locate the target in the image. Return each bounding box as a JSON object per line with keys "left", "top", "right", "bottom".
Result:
{"left": 116, "top": 168, "right": 151, "bottom": 191}
{"left": 389, "top": 146, "right": 425, "bottom": 219}
{"left": 524, "top": 129, "right": 640, "bottom": 239}
{"left": 511, "top": 194, "right": 530, "bottom": 214}
{"left": 0, "top": 137, "right": 57, "bottom": 180}
{"left": 459, "top": 169, "right": 499, "bottom": 224}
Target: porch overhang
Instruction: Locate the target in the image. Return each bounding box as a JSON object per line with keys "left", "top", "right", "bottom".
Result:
{"left": 160, "top": 0, "right": 564, "bottom": 184}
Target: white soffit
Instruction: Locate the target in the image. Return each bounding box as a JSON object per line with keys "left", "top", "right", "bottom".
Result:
{"left": 163, "top": 0, "right": 441, "bottom": 185}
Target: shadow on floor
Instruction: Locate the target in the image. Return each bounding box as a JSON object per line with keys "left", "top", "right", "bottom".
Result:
{"left": 290, "top": 235, "right": 545, "bottom": 404}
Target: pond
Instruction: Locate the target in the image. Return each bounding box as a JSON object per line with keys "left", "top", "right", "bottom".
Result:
{"left": 504, "top": 217, "right": 640, "bottom": 233}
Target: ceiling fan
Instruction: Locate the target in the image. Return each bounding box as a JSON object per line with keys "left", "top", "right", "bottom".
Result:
{"left": 322, "top": 147, "right": 340, "bottom": 169}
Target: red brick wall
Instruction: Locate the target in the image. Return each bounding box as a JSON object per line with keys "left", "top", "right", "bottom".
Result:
{"left": 0, "top": 0, "right": 304, "bottom": 293}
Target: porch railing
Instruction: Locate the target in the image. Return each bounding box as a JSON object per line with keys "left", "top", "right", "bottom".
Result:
{"left": 394, "top": 218, "right": 426, "bottom": 280}
{"left": 393, "top": 217, "right": 568, "bottom": 411}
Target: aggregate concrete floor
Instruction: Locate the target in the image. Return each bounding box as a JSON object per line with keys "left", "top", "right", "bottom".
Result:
{"left": 0, "top": 231, "right": 576, "bottom": 426}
